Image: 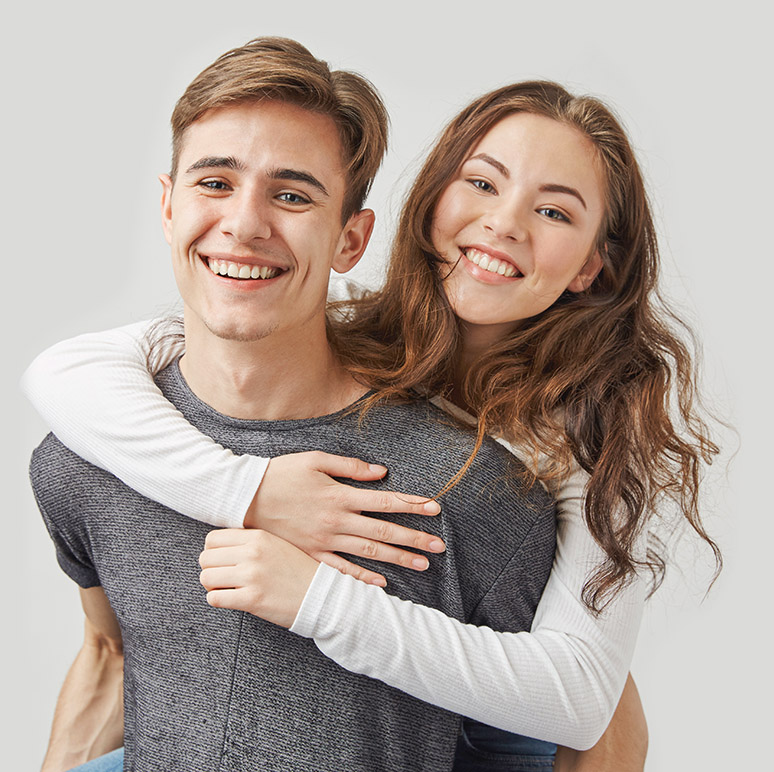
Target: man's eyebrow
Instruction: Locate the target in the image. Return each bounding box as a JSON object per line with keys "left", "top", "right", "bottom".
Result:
{"left": 269, "top": 168, "right": 329, "bottom": 197}
{"left": 185, "top": 156, "right": 246, "bottom": 173}
{"left": 468, "top": 153, "right": 509, "bottom": 178}
{"left": 539, "top": 183, "right": 587, "bottom": 210}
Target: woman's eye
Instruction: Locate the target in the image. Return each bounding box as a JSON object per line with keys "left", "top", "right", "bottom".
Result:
{"left": 277, "top": 192, "right": 311, "bottom": 205}
{"left": 468, "top": 178, "right": 495, "bottom": 194}
{"left": 537, "top": 207, "right": 570, "bottom": 223}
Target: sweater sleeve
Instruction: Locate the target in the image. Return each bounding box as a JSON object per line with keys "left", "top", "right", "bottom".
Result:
{"left": 21, "top": 321, "right": 267, "bottom": 528}
{"left": 290, "top": 463, "right": 645, "bottom": 750}
{"left": 19, "top": 278, "right": 365, "bottom": 526}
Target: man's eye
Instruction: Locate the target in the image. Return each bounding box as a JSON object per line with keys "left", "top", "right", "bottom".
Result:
{"left": 199, "top": 180, "right": 229, "bottom": 191}
{"left": 277, "top": 192, "right": 311, "bottom": 205}
{"left": 468, "top": 179, "right": 495, "bottom": 194}
{"left": 537, "top": 207, "right": 570, "bottom": 223}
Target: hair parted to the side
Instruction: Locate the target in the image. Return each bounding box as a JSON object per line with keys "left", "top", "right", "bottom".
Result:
{"left": 169, "top": 37, "right": 389, "bottom": 221}
{"left": 331, "top": 81, "right": 721, "bottom": 612}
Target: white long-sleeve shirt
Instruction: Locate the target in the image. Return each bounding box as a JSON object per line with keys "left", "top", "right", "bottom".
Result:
{"left": 22, "top": 318, "right": 645, "bottom": 750}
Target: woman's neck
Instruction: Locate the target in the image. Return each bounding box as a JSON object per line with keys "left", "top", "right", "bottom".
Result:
{"left": 451, "top": 320, "right": 519, "bottom": 415}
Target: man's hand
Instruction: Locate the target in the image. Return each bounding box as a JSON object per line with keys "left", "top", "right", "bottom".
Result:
{"left": 246, "top": 451, "right": 446, "bottom": 586}
{"left": 200, "top": 529, "right": 319, "bottom": 628}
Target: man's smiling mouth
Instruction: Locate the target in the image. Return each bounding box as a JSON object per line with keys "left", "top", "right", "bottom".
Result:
{"left": 205, "top": 257, "right": 283, "bottom": 280}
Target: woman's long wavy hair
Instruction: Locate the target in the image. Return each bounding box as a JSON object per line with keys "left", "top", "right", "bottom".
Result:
{"left": 329, "top": 81, "right": 721, "bottom": 612}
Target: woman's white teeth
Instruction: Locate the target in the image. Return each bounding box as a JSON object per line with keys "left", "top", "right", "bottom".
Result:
{"left": 207, "top": 258, "right": 280, "bottom": 280}
{"left": 465, "top": 248, "right": 518, "bottom": 277}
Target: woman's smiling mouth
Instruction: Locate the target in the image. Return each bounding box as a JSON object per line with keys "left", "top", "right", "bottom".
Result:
{"left": 461, "top": 247, "right": 522, "bottom": 278}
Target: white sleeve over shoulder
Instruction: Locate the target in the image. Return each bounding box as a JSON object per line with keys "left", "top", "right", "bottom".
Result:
{"left": 21, "top": 321, "right": 266, "bottom": 527}
{"left": 290, "top": 461, "right": 646, "bottom": 750}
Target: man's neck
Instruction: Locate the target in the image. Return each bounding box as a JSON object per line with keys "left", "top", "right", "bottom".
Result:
{"left": 178, "top": 313, "right": 366, "bottom": 421}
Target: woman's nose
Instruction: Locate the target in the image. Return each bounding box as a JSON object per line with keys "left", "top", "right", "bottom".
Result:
{"left": 481, "top": 200, "right": 527, "bottom": 243}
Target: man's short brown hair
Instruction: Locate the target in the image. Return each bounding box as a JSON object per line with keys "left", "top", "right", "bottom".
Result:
{"left": 170, "top": 37, "right": 389, "bottom": 221}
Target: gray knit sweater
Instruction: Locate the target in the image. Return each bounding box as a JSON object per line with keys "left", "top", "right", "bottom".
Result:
{"left": 31, "top": 361, "right": 555, "bottom": 772}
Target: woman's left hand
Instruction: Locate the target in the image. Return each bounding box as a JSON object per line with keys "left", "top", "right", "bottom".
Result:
{"left": 199, "top": 529, "right": 319, "bottom": 628}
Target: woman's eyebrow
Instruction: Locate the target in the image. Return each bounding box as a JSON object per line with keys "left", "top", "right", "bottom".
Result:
{"left": 539, "top": 184, "right": 587, "bottom": 210}
{"left": 468, "top": 153, "right": 509, "bottom": 178}
{"left": 467, "top": 154, "right": 587, "bottom": 209}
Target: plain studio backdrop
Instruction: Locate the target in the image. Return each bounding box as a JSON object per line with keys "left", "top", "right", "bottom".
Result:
{"left": 3, "top": 2, "right": 770, "bottom": 769}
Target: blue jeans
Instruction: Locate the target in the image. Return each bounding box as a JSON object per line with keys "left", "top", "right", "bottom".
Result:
{"left": 71, "top": 723, "right": 557, "bottom": 772}
{"left": 454, "top": 720, "right": 557, "bottom": 771}
{"left": 67, "top": 748, "right": 124, "bottom": 772}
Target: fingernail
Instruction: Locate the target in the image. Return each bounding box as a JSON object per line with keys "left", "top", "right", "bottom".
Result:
{"left": 412, "top": 557, "right": 429, "bottom": 570}
{"left": 423, "top": 501, "right": 441, "bottom": 514}
{"left": 369, "top": 464, "right": 388, "bottom": 474}
{"left": 428, "top": 539, "right": 446, "bottom": 553}
{"left": 371, "top": 577, "right": 387, "bottom": 587}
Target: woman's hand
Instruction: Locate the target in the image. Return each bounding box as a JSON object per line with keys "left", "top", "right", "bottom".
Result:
{"left": 245, "top": 451, "right": 446, "bottom": 586}
{"left": 200, "top": 529, "right": 319, "bottom": 629}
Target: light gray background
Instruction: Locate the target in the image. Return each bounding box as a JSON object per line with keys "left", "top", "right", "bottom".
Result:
{"left": 4, "top": 2, "right": 770, "bottom": 769}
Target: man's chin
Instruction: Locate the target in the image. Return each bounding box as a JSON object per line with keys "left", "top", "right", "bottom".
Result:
{"left": 203, "top": 319, "right": 279, "bottom": 344}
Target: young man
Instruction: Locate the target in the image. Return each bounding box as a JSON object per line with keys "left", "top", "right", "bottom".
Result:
{"left": 30, "top": 38, "right": 556, "bottom": 771}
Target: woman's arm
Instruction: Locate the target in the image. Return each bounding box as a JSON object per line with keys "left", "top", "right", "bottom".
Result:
{"left": 554, "top": 674, "right": 647, "bottom": 771}
{"left": 24, "top": 323, "right": 644, "bottom": 749}
{"left": 22, "top": 323, "right": 445, "bottom": 584}
{"left": 22, "top": 322, "right": 262, "bottom": 529}
{"left": 198, "top": 466, "right": 645, "bottom": 750}
{"left": 288, "top": 468, "right": 645, "bottom": 749}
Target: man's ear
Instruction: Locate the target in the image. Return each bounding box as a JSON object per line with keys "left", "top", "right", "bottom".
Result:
{"left": 567, "top": 249, "right": 604, "bottom": 293}
{"left": 331, "top": 209, "right": 376, "bottom": 274}
{"left": 159, "top": 174, "right": 173, "bottom": 245}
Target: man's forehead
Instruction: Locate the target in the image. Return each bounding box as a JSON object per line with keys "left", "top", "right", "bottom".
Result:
{"left": 178, "top": 101, "right": 347, "bottom": 180}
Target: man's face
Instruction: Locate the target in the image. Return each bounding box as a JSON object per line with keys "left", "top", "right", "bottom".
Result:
{"left": 161, "top": 100, "right": 372, "bottom": 343}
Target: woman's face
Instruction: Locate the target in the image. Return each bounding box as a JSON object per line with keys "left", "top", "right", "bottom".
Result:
{"left": 431, "top": 112, "right": 607, "bottom": 348}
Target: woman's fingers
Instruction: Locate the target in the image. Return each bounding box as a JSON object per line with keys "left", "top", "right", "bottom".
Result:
{"left": 295, "top": 450, "right": 443, "bottom": 515}
{"left": 200, "top": 530, "right": 318, "bottom": 628}
{"left": 206, "top": 587, "right": 257, "bottom": 614}
{"left": 204, "top": 528, "right": 252, "bottom": 549}
{"left": 198, "top": 543, "right": 244, "bottom": 568}
{"left": 317, "top": 552, "right": 388, "bottom": 587}
{"left": 339, "top": 512, "right": 446, "bottom": 555}
{"left": 349, "top": 486, "right": 441, "bottom": 516}
{"left": 200, "top": 565, "right": 241, "bottom": 590}
{"left": 322, "top": 536, "right": 433, "bottom": 571}
{"left": 303, "top": 450, "right": 389, "bottom": 481}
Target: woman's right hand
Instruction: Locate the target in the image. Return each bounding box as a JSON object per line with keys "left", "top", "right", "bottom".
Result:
{"left": 245, "top": 451, "right": 446, "bottom": 586}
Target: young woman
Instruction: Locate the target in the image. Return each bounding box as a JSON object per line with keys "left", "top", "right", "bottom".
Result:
{"left": 26, "top": 81, "right": 716, "bottom": 770}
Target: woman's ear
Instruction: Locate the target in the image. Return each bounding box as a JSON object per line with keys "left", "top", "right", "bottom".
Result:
{"left": 567, "top": 249, "right": 604, "bottom": 293}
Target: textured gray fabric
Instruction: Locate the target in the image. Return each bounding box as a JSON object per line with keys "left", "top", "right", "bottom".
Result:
{"left": 31, "top": 361, "right": 555, "bottom": 772}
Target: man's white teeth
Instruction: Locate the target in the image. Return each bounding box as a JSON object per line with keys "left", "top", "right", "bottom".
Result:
{"left": 464, "top": 248, "right": 519, "bottom": 278}
{"left": 207, "top": 258, "right": 281, "bottom": 280}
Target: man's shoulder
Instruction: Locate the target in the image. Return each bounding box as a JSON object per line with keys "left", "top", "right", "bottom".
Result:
{"left": 31, "top": 432, "right": 96, "bottom": 483}
{"left": 358, "top": 398, "right": 549, "bottom": 499}
{"left": 352, "top": 397, "right": 480, "bottom": 454}
{"left": 30, "top": 433, "right": 126, "bottom": 522}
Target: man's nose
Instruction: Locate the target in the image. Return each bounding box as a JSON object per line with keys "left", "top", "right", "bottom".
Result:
{"left": 219, "top": 188, "right": 272, "bottom": 243}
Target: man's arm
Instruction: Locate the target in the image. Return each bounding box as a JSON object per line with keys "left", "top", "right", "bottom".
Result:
{"left": 41, "top": 587, "right": 124, "bottom": 772}
{"left": 554, "top": 674, "right": 648, "bottom": 772}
